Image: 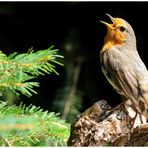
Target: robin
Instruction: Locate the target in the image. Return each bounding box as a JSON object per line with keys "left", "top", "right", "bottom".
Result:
{"left": 100, "top": 14, "right": 148, "bottom": 126}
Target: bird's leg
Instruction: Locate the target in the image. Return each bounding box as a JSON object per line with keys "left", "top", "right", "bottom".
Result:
{"left": 136, "top": 114, "right": 145, "bottom": 134}
{"left": 139, "top": 114, "right": 144, "bottom": 124}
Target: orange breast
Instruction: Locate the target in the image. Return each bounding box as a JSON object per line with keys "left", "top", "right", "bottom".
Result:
{"left": 101, "top": 33, "right": 125, "bottom": 53}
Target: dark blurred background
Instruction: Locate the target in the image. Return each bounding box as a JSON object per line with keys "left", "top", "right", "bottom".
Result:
{"left": 0, "top": 1, "right": 148, "bottom": 122}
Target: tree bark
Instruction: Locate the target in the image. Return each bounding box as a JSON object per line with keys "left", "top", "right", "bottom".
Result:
{"left": 67, "top": 100, "right": 148, "bottom": 146}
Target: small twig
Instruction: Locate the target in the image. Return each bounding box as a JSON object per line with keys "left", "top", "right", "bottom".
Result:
{"left": 61, "top": 58, "right": 83, "bottom": 119}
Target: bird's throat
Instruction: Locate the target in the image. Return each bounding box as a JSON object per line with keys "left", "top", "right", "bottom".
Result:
{"left": 101, "top": 31, "right": 125, "bottom": 52}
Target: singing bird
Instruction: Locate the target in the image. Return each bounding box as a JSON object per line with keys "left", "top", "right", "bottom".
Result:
{"left": 100, "top": 14, "right": 148, "bottom": 124}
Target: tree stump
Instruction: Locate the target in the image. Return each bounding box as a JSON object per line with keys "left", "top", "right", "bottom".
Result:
{"left": 67, "top": 100, "right": 148, "bottom": 146}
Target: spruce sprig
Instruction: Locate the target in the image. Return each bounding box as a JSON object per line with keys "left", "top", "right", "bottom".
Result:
{"left": 0, "top": 45, "right": 63, "bottom": 97}
{"left": 0, "top": 101, "right": 69, "bottom": 146}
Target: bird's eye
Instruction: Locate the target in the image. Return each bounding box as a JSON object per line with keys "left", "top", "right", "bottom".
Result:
{"left": 118, "top": 26, "right": 126, "bottom": 32}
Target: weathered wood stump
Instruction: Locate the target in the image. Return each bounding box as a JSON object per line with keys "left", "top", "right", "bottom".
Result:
{"left": 67, "top": 100, "right": 148, "bottom": 146}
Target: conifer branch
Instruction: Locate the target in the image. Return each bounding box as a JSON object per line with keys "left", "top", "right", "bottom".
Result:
{"left": 0, "top": 101, "right": 69, "bottom": 146}
{"left": 0, "top": 45, "right": 63, "bottom": 97}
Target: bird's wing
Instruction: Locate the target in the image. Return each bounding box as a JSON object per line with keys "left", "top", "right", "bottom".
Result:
{"left": 105, "top": 48, "right": 140, "bottom": 109}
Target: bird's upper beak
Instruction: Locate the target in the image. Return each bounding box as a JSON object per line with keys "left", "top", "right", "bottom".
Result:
{"left": 100, "top": 14, "right": 115, "bottom": 29}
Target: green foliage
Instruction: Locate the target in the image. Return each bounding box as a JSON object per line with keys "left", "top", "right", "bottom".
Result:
{"left": 0, "top": 45, "right": 63, "bottom": 97}
{"left": 0, "top": 101, "right": 70, "bottom": 146}
{"left": 0, "top": 45, "right": 70, "bottom": 146}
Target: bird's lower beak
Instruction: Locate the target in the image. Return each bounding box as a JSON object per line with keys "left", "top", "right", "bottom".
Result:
{"left": 100, "top": 14, "right": 115, "bottom": 29}
{"left": 100, "top": 20, "right": 114, "bottom": 29}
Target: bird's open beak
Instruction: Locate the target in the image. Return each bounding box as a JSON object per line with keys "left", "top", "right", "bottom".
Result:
{"left": 100, "top": 14, "right": 115, "bottom": 29}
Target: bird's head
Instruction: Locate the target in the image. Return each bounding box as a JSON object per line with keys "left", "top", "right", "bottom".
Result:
{"left": 100, "top": 14, "right": 136, "bottom": 47}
